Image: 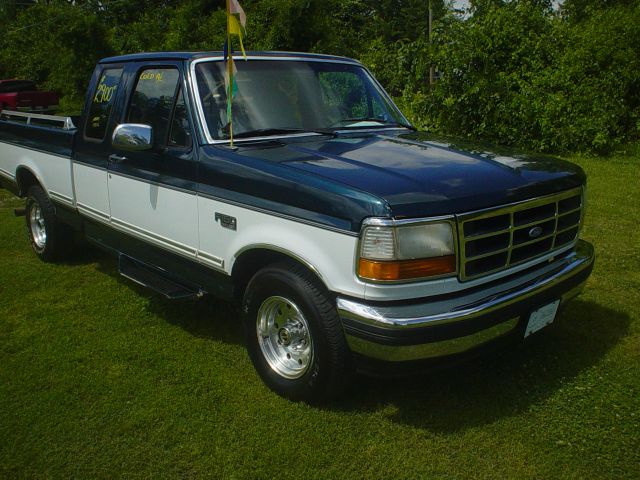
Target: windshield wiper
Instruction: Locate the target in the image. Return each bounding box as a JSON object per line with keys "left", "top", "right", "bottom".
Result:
{"left": 232, "top": 127, "right": 336, "bottom": 139}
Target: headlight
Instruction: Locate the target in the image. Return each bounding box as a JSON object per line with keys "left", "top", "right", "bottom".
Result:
{"left": 358, "top": 221, "right": 456, "bottom": 281}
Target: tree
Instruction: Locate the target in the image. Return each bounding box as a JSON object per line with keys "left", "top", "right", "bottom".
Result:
{"left": 0, "top": 1, "right": 111, "bottom": 113}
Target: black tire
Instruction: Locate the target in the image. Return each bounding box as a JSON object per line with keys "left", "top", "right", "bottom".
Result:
{"left": 25, "top": 185, "right": 74, "bottom": 262}
{"left": 242, "top": 261, "right": 352, "bottom": 402}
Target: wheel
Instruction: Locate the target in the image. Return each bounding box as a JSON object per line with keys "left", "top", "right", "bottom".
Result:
{"left": 25, "top": 185, "right": 74, "bottom": 261}
{"left": 242, "top": 261, "right": 352, "bottom": 402}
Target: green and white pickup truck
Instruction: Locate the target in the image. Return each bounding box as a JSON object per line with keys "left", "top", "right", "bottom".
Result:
{"left": 0, "top": 51, "right": 594, "bottom": 401}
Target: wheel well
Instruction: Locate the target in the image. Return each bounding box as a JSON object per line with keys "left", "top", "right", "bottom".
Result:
{"left": 15, "top": 168, "right": 41, "bottom": 197}
{"left": 231, "top": 248, "right": 326, "bottom": 302}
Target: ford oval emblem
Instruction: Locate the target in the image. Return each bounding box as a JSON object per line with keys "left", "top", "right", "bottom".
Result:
{"left": 529, "top": 226, "right": 543, "bottom": 239}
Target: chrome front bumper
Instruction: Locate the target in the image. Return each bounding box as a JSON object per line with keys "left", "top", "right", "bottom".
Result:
{"left": 337, "top": 240, "right": 594, "bottom": 363}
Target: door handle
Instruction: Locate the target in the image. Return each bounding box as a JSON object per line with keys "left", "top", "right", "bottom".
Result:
{"left": 109, "top": 154, "right": 127, "bottom": 164}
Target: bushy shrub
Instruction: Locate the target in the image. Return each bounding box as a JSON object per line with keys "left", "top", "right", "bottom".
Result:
{"left": 534, "top": 4, "right": 640, "bottom": 152}
{"left": 394, "top": 1, "right": 640, "bottom": 153}
{"left": 0, "top": 2, "right": 112, "bottom": 114}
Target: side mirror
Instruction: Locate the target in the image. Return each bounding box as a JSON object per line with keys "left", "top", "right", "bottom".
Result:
{"left": 112, "top": 123, "right": 153, "bottom": 151}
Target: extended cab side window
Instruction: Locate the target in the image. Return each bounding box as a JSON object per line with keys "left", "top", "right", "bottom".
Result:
{"left": 85, "top": 68, "right": 123, "bottom": 140}
{"left": 126, "top": 68, "right": 191, "bottom": 149}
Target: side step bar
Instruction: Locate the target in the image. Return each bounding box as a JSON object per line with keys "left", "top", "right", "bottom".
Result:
{"left": 118, "top": 255, "right": 204, "bottom": 300}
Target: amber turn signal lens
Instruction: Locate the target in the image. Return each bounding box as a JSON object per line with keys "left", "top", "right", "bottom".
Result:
{"left": 358, "top": 255, "right": 456, "bottom": 281}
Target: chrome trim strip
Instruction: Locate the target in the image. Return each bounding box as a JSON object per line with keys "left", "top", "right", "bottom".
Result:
{"left": 197, "top": 250, "right": 225, "bottom": 269}
{"left": 110, "top": 217, "right": 198, "bottom": 257}
{"left": 466, "top": 227, "right": 511, "bottom": 241}
{"left": 49, "top": 191, "right": 74, "bottom": 207}
{"left": 337, "top": 240, "right": 593, "bottom": 330}
{"left": 362, "top": 214, "right": 455, "bottom": 227}
{"left": 208, "top": 132, "right": 321, "bottom": 145}
{"left": 204, "top": 128, "right": 409, "bottom": 146}
{"left": 0, "top": 167, "right": 15, "bottom": 180}
{"left": 466, "top": 246, "right": 511, "bottom": 262}
{"left": 76, "top": 202, "right": 110, "bottom": 221}
{"left": 460, "top": 187, "right": 583, "bottom": 221}
{"left": 193, "top": 54, "right": 361, "bottom": 65}
{"left": 346, "top": 317, "right": 520, "bottom": 362}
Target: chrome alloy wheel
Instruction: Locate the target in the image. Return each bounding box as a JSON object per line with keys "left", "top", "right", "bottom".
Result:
{"left": 29, "top": 203, "right": 47, "bottom": 248}
{"left": 256, "top": 296, "right": 314, "bottom": 379}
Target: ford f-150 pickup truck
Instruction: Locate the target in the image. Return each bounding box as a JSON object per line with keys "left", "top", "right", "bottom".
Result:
{"left": 0, "top": 51, "right": 594, "bottom": 401}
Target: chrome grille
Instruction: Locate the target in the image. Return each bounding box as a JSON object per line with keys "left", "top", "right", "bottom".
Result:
{"left": 458, "top": 187, "right": 583, "bottom": 280}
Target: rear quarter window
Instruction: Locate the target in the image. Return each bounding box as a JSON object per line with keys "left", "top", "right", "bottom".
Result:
{"left": 85, "top": 68, "right": 123, "bottom": 140}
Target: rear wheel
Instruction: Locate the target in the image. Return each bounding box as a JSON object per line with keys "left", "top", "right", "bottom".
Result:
{"left": 25, "top": 185, "right": 73, "bottom": 261}
{"left": 242, "top": 261, "right": 352, "bottom": 402}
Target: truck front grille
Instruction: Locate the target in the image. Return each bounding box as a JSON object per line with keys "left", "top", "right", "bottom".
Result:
{"left": 457, "top": 187, "right": 583, "bottom": 280}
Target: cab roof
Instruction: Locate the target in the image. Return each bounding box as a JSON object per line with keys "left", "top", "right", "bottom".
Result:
{"left": 99, "top": 51, "right": 360, "bottom": 65}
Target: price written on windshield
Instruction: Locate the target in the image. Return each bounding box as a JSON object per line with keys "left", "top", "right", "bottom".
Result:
{"left": 93, "top": 80, "right": 117, "bottom": 103}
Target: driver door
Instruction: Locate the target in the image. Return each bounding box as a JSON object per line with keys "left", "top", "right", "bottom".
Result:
{"left": 107, "top": 62, "right": 199, "bottom": 260}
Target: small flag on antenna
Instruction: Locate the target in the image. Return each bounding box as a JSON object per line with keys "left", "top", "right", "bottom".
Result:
{"left": 227, "top": 0, "right": 246, "bottom": 59}
{"left": 225, "top": 0, "right": 247, "bottom": 146}
{"left": 225, "top": 56, "right": 238, "bottom": 118}
{"left": 229, "top": 0, "right": 246, "bottom": 28}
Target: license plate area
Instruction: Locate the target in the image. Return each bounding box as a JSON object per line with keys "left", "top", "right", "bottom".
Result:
{"left": 525, "top": 299, "right": 560, "bottom": 338}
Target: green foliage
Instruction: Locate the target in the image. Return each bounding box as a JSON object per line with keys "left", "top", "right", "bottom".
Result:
{"left": 0, "top": 1, "right": 112, "bottom": 114}
{"left": 0, "top": 0, "right": 637, "bottom": 152}
{"left": 537, "top": 4, "right": 640, "bottom": 152}
{"left": 396, "top": 0, "right": 640, "bottom": 152}
{"left": 424, "top": 1, "right": 560, "bottom": 146}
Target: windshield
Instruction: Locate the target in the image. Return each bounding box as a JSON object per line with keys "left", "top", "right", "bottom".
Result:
{"left": 193, "top": 59, "right": 410, "bottom": 141}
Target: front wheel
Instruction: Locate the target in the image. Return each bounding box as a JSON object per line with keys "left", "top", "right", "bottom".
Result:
{"left": 242, "top": 262, "right": 352, "bottom": 402}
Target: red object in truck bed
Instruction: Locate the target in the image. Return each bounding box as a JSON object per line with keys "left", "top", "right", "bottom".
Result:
{"left": 0, "top": 79, "right": 59, "bottom": 113}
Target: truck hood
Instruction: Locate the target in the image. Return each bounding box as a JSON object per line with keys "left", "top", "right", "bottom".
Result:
{"left": 244, "top": 131, "right": 586, "bottom": 218}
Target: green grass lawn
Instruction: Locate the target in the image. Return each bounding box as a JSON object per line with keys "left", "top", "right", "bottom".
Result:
{"left": 1, "top": 155, "right": 638, "bottom": 479}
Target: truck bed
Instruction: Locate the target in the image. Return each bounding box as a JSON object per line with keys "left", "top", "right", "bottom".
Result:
{"left": 0, "top": 110, "right": 76, "bottom": 157}
{"left": 0, "top": 111, "right": 77, "bottom": 205}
